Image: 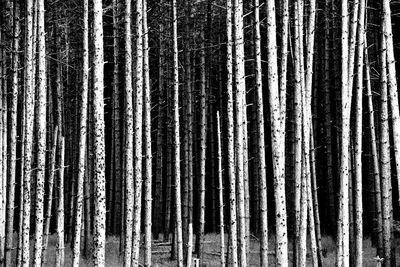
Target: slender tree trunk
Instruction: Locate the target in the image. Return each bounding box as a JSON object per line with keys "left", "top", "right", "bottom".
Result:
{"left": 143, "top": 0, "right": 152, "bottom": 265}
{"left": 337, "top": 0, "right": 350, "bottom": 265}
{"left": 92, "top": 0, "right": 106, "bottom": 264}
{"left": 354, "top": 1, "right": 366, "bottom": 265}
{"left": 293, "top": 1, "right": 303, "bottom": 264}
{"left": 365, "top": 45, "right": 383, "bottom": 257}
{"left": 21, "top": 0, "right": 35, "bottom": 265}
{"left": 383, "top": 0, "right": 400, "bottom": 208}
{"left": 323, "top": 0, "right": 336, "bottom": 232}
{"left": 123, "top": 0, "right": 134, "bottom": 265}
{"left": 379, "top": 23, "right": 392, "bottom": 267}
{"left": 4, "top": 1, "right": 20, "bottom": 265}
{"left": 72, "top": 0, "right": 89, "bottom": 264}
{"left": 266, "top": 0, "right": 288, "bottom": 265}
{"left": 233, "top": 0, "right": 247, "bottom": 264}
{"left": 172, "top": 0, "right": 183, "bottom": 266}
{"left": 217, "top": 112, "right": 225, "bottom": 267}
{"left": 42, "top": 126, "right": 58, "bottom": 264}
{"left": 154, "top": 22, "right": 164, "bottom": 240}
{"left": 196, "top": 27, "right": 207, "bottom": 262}
{"left": 226, "top": 0, "right": 238, "bottom": 264}
{"left": 254, "top": 0, "right": 268, "bottom": 265}
{"left": 132, "top": 0, "right": 144, "bottom": 263}
{"left": 32, "top": 0, "right": 47, "bottom": 264}
{"left": 56, "top": 138, "right": 65, "bottom": 267}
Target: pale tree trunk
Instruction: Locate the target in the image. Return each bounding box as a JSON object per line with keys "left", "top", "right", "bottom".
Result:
{"left": 93, "top": 0, "right": 106, "bottom": 264}
{"left": 56, "top": 138, "right": 65, "bottom": 267}
{"left": 4, "top": 1, "right": 20, "bottom": 265}
{"left": 266, "top": 0, "right": 288, "bottom": 265}
{"left": 383, "top": 0, "right": 400, "bottom": 208}
{"left": 353, "top": 1, "right": 365, "bottom": 265}
{"left": 123, "top": 0, "right": 134, "bottom": 265}
{"left": 233, "top": 0, "right": 247, "bottom": 264}
{"left": 196, "top": 27, "right": 207, "bottom": 262}
{"left": 217, "top": 112, "right": 225, "bottom": 267}
{"left": 72, "top": 0, "right": 89, "bottom": 265}
{"left": 184, "top": 1, "right": 193, "bottom": 264}
{"left": 32, "top": 0, "right": 47, "bottom": 264}
{"left": 226, "top": 0, "right": 238, "bottom": 264}
{"left": 143, "top": 0, "right": 152, "bottom": 265}
{"left": 279, "top": 0, "right": 289, "bottom": 137}
{"left": 254, "top": 0, "right": 268, "bottom": 265}
{"left": 0, "top": 10, "right": 7, "bottom": 264}
{"left": 365, "top": 45, "right": 383, "bottom": 257}
{"left": 42, "top": 126, "right": 58, "bottom": 264}
{"left": 172, "top": 0, "right": 183, "bottom": 265}
{"left": 310, "top": 131, "right": 323, "bottom": 266}
{"left": 379, "top": 25, "right": 392, "bottom": 267}
{"left": 22, "top": 0, "right": 35, "bottom": 265}
{"left": 293, "top": 0, "right": 303, "bottom": 264}
{"left": 337, "top": 0, "right": 350, "bottom": 265}
{"left": 132, "top": 0, "right": 144, "bottom": 263}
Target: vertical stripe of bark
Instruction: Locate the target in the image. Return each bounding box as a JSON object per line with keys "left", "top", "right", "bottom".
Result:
{"left": 33, "top": 0, "right": 47, "bottom": 264}
{"left": 132, "top": 0, "right": 144, "bottom": 263}
{"left": 123, "top": 0, "right": 134, "bottom": 265}
{"left": 72, "top": 0, "right": 89, "bottom": 265}
{"left": 226, "top": 0, "right": 238, "bottom": 265}
{"left": 172, "top": 0, "right": 183, "bottom": 265}
{"left": 266, "top": 0, "right": 288, "bottom": 265}
{"left": 92, "top": 0, "right": 106, "bottom": 264}
{"left": 233, "top": 0, "right": 247, "bottom": 264}
{"left": 143, "top": 0, "right": 152, "bottom": 265}
{"left": 254, "top": 0, "right": 268, "bottom": 265}
{"left": 21, "top": 0, "right": 34, "bottom": 265}
{"left": 5, "top": 1, "right": 20, "bottom": 265}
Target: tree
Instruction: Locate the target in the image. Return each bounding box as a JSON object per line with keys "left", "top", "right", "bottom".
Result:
{"left": 123, "top": 0, "right": 134, "bottom": 265}
{"left": 172, "top": 0, "right": 184, "bottom": 265}
{"left": 4, "top": 1, "right": 20, "bottom": 265}
{"left": 21, "top": 1, "right": 35, "bottom": 265}
{"left": 92, "top": 0, "right": 106, "bottom": 264}
{"left": 33, "top": 0, "right": 47, "bottom": 265}
{"left": 72, "top": 0, "right": 89, "bottom": 265}
{"left": 254, "top": 0, "right": 268, "bottom": 265}
{"left": 266, "top": 0, "right": 288, "bottom": 265}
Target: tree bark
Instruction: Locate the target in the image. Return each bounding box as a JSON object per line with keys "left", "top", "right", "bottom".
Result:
{"left": 92, "top": 0, "right": 106, "bottom": 264}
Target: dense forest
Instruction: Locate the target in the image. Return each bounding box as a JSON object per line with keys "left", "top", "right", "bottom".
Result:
{"left": 0, "top": 0, "right": 400, "bottom": 266}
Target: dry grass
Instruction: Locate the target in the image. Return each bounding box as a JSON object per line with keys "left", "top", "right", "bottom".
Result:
{"left": 6, "top": 233, "right": 399, "bottom": 266}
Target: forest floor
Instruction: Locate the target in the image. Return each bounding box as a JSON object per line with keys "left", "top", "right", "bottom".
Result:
{"left": 8, "top": 233, "right": 400, "bottom": 266}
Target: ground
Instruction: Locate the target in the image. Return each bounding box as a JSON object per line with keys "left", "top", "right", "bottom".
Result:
{"left": 7, "top": 234, "right": 400, "bottom": 266}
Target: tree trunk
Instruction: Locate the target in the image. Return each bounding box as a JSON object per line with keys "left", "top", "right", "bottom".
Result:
{"left": 226, "top": 0, "right": 238, "bottom": 264}
{"left": 233, "top": 0, "right": 247, "bottom": 264}
{"left": 123, "top": 0, "right": 134, "bottom": 265}
{"left": 33, "top": 0, "right": 47, "bottom": 264}
{"left": 254, "top": 0, "right": 268, "bottom": 265}
{"left": 353, "top": 1, "right": 366, "bottom": 265}
{"left": 21, "top": 0, "right": 35, "bottom": 265}
{"left": 92, "top": 0, "right": 106, "bottom": 264}
{"left": 266, "top": 0, "right": 288, "bottom": 265}
{"left": 379, "top": 22, "right": 392, "bottom": 267}
{"left": 132, "top": 0, "right": 144, "bottom": 263}
{"left": 172, "top": 0, "right": 183, "bottom": 266}
{"left": 143, "top": 0, "right": 152, "bottom": 265}
{"left": 217, "top": 112, "right": 225, "bottom": 267}
{"left": 337, "top": 0, "right": 350, "bottom": 265}
{"left": 72, "top": 0, "right": 89, "bottom": 264}
{"left": 4, "top": 1, "right": 20, "bottom": 265}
